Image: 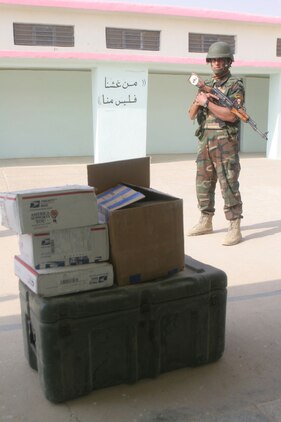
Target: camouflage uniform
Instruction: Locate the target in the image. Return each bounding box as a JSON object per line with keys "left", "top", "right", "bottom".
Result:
{"left": 195, "top": 72, "right": 244, "bottom": 220}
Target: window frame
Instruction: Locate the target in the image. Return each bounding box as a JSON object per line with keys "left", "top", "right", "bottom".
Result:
{"left": 13, "top": 23, "right": 75, "bottom": 47}
{"left": 188, "top": 33, "right": 236, "bottom": 54}
{"left": 106, "top": 27, "right": 160, "bottom": 51}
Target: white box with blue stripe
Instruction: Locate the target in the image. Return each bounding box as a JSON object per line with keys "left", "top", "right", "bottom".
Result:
{"left": 97, "top": 184, "right": 145, "bottom": 223}
{"left": 0, "top": 185, "right": 98, "bottom": 234}
{"left": 18, "top": 224, "right": 109, "bottom": 270}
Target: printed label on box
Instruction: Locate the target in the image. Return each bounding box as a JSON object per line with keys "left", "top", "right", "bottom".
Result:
{"left": 14, "top": 255, "right": 114, "bottom": 297}
{"left": 97, "top": 184, "right": 145, "bottom": 223}
{"left": 19, "top": 224, "right": 109, "bottom": 269}
{"left": 0, "top": 185, "right": 99, "bottom": 234}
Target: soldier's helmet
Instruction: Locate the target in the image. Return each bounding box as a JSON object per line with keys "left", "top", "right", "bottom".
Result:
{"left": 206, "top": 41, "right": 234, "bottom": 63}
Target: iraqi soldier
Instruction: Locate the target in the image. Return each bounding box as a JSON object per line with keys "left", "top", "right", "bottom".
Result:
{"left": 188, "top": 41, "right": 244, "bottom": 246}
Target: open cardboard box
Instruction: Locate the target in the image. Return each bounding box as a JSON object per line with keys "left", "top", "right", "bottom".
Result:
{"left": 87, "top": 157, "right": 184, "bottom": 286}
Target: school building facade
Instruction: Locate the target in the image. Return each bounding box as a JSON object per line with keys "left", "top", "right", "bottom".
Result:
{"left": 0, "top": 1, "right": 281, "bottom": 162}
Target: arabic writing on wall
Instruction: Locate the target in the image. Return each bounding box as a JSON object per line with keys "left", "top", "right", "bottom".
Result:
{"left": 98, "top": 75, "right": 147, "bottom": 108}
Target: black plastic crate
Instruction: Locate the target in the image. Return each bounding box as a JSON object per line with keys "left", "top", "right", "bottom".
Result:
{"left": 19, "top": 256, "right": 227, "bottom": 403}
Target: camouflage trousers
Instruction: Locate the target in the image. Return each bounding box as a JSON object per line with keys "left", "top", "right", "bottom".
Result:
{"left": 195, "top": 129, "right": 243, "bottom": 220}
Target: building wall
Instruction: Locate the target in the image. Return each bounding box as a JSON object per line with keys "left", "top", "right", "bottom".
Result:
{"left": 0, "top": 70, "right": 93, "bottom": 158}
{"left": 241, "top": 77, "right": 269, "bottom": 152}
{"left": 0, "top": 6, "right": 280, "bottom": 65}
{"left": 147, "top": 73, "right": 195, "bottom": 154}
{"left": 0, "top": 4, "right": 276, "bottom": 158}
{"left": 147, "top": 73, "right": 268, "bottom": 154}
{"left": 0, "top": 68, "right": 267, "bottom": 158}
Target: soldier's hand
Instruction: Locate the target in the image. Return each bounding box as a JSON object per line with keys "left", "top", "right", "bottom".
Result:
{"left": 195, "top": 91, "right": 208, "bottom": 106}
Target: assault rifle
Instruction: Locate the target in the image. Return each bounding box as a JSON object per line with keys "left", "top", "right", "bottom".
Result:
{"left": 189, "top": 73, "right": 268, "bottom": 140}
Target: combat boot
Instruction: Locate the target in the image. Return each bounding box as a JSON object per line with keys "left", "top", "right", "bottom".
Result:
{"left": 222, "top": 219, "right": 242, "bottom": 246}
{"left": 188, "top": 214, "right": 213, "bottom": 236}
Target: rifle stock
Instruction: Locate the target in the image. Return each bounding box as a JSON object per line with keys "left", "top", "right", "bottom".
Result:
{"left": 189, "top": 73, "right": 268, "bottom": 140}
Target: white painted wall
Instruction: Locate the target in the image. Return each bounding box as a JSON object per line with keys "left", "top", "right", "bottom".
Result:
{"left": 0, "top": 3, "right": 277, "bottom": 159}
{"left": 240, "top": 77, "right": 268, "bottom": 153}
{"left": 147, "top": 73, "right": 197, "bottom": 154}
{"left": 147, "top": 73, "right": 268, "bottom": 154}
{"left": 267, "top": 74, "right": 281, "bottom": 159}
{"left": 0, "top": 70, "right": 93, "bottom": 158}
{"left": 0, "top": 6, "right": 280, "bottom": 65}
{"left": 92, "top": 65, "right": 148, "bottom": 163}
{"left": 0, "top": 70, "right": 268, "bottom": 159}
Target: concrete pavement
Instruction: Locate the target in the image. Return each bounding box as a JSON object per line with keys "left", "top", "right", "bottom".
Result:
{"left": 1, "top": 153, "right": 281, "bottom": 421}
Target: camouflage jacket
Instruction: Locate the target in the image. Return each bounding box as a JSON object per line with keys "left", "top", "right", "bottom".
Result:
{"left": 197, "top": 72, "right": 245, "bottom": 131}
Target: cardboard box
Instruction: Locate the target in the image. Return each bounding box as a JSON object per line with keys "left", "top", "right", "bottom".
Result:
{"left": 18, "top": 224, "right": 109, "bottom": 269}
{"left": 14, "top": 255, "right": 114, "bottom": 297}
{"left": 0, "top": 185, "right": 98, "bottom": 234}
{"left": 87, "top": 157, "right": 185, "bottom": 286}
{"left": 97, "top": 184, "right": 145, "bottom": 223}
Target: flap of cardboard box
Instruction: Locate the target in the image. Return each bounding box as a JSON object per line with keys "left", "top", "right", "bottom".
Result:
{"left": 87, "top": 157, "right": 150, "bottom": 194}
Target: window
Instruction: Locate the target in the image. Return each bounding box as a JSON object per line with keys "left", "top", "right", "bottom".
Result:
{"left": 13, "top": 23, "right": 74, "bottom": 47}
{"left": 277, "top": 39, "right": 281, "bottom": 57}
{"left": 106, "top": 27, "right": 160, "bottom": 51}
{"left": 189, "top": 33, "right": 235, "bottom": 53}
